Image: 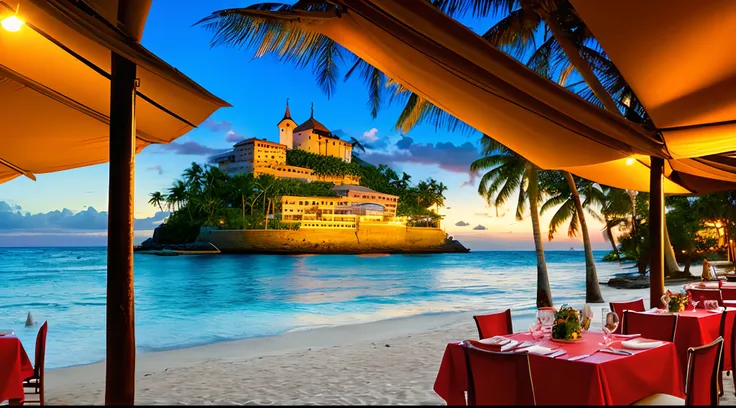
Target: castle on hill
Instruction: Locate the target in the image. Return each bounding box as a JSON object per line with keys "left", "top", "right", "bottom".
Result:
{"left": 208, "top": 101, "right": 402, "bottom": 228}
{"left": 209, "top": 101, "right": 358, "bottom": 185}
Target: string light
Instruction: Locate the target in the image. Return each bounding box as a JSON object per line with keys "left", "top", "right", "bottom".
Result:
{"left": 625, "top": 157, "right": 636, "bottom": 166}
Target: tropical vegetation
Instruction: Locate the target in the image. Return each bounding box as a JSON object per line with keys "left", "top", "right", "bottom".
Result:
{"left": 150, "top": 157, "right": 448, "bottom": 244}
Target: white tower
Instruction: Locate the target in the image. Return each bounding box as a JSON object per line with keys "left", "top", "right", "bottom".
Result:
{"left": 277, "top": 98, "right": 297, "bottom": 149}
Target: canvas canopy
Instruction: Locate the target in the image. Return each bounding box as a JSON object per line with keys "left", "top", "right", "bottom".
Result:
{"left": 0, "top": 0, "right": 229, "bottom": 183}
{"left": 571, "top": 0, "right": 736, "bottom": 160}
{"left": 227, "top": 0, "right": 736, "bottom": 194}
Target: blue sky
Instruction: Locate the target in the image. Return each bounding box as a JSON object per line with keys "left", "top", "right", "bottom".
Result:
{"left": 0, "top": 0, "right": 610, "bottom": 250}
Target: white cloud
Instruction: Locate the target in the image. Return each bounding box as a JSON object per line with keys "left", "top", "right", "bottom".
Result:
{"left": 362, "top": 128, "right": 379, "bottom": 143}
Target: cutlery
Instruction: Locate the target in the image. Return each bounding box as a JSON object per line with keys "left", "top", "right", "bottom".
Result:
{"left": 568, "top": 353, "right": 590, "bottom": 361}
{"left": 549, "top": 349, "right": 567, "bottom": 358}
{"left": 600, "top": 348, "right": 632, "bottom": 356}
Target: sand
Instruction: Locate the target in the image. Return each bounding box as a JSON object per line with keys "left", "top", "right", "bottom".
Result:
{"left": 43, "top": 283, "right": 736, "bottom": 405}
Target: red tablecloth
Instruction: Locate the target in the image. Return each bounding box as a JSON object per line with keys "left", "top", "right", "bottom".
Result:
{"left": 434, "top": 331, "right": 683, "bottom": 405}
{"left": 669, "top": 309, "right": 722, "bottom": 377}
{"left": 0, "top": 336, "right": 34, "bottom": 404}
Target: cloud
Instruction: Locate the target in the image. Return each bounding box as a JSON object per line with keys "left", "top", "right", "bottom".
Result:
{"left": 362, "top": 128, "right": 379, "bottom": 143}
{"left": 362, "top": 137, "right": 480, "bottom": 174}
{"left": 203, "top": 117, "right": 245, "bottom": 143}
{"left": 147, "top": 165, "right": 163, "bottom": 175}
{"left": 455, "top": 221, "right": 469, "bottom": 227}
{"left": 203, "top": 118, "right": 232, "bottom": 132}
{"left": 225, "top": 130, "right": 245, "bottom": 143}
{"left": 157, "top": 141, "right": 229, "bottom": 156}
{"left": 472, "top": 224, "right": 487, "bottom": 230}
{"left": 0, "top": 201, "right": 169, "bottom": 231}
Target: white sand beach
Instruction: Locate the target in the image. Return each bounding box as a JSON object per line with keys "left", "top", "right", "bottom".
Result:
{"left": 44, "top": 282, "right": 736, "bottom": 405}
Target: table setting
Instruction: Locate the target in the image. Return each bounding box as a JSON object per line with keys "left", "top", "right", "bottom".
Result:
{"left": 434, "top": 305, "right": 683, "bottom": 405}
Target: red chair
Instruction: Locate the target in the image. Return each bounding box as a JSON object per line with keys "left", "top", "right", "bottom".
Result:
{"left": 473, "top": 309, "right": 513, "bottom": 340}
{"left": 23, "top": 321, "right": 48, "bottom": 406}
{"left": 610, "top": 298, "right": 646, "bottom": 334}
{"left": 461, "top": 340, "right": 535, "bottom": 405}
{"left": 721, "top": 287, "right": 736, "bottom": 301}
{"left": 634, "top": 337, "right": 723, "bottom": 405}
{"left": 719, "top": 308, "right": 736, "bottom": 396}
{"left": 688, "top": 288, "right": 724, "bottom": 307}
{"left": 622, "top": 311, "right": 678, "bottom": 342}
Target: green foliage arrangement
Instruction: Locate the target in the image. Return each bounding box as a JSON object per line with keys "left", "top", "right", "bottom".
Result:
{"left": 551, "top": 305, "right": 582, "bottom": 341}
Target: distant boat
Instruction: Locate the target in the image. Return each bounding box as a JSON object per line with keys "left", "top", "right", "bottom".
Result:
{"left": 569, "top": 247, "right": 576, "bottom": 251}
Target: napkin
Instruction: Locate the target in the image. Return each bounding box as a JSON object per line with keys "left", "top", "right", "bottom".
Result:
{"left": 622, "top": 339, "right": 664, "bottom": 350}
{"left": 479, "top": 337, "right": 519, "bottom": 351}
{"left": 518, "top": 345, "right": 556, "bottom": 355}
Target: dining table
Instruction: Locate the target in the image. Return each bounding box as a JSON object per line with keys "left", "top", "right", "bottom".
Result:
{"left": 646, "top": 308, "right": 723, "bottom": 379}
{"left": 0, "top": 335, "right": 34, "bottom": 405}
{"left": 434, "top": 331, "right": 683, "bottom": 405}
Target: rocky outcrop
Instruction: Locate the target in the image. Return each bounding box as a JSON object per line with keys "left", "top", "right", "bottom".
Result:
{"left": 196, "top": 225, "right": 469, "bottom": 254}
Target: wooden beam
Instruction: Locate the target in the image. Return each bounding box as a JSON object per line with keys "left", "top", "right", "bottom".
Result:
{"left": 105, "top": 52, "right": 137, "bottom": 406}
{"left": 649, "top": 156, "right": 665, "bottom": 309}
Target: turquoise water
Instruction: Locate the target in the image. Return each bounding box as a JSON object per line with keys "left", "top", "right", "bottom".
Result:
{"left": 0, "top": 247, "right": 634, "bottom": 369}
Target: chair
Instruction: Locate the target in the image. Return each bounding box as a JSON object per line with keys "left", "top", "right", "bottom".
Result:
{"left": 622, "top": 311, "right": 678, "bottom": 342}
{"left": 688, "top": 288, "right": 724, "bottom": 307}
{"left": 473, "top": 309, "right": 513, "bottom": 340}
{"left": 719, "top": 308, "right": 736, "bottom": 396}
{"left": 23, "top": 321, "right": 48, "bottom": 406}
{"left": 634, "top": 337, "right": 723, "bottom": 406}
{"left": 610, "top": 298, "right": 646, "bottom": 334}
{"left": 721, "top": 287, "right": 736, "bottom": 301}
{"left": 461, "top": 340, "right": 535, "bottom": 405}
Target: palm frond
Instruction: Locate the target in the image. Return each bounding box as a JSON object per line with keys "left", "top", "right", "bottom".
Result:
{"left": 345, "top": 57, "right": 387, "bottom": 118}
{"left": 548, "top": 200, "right": 575, "bottom": 240}
{"left": 540, "top": 194, "right": 567, "bottom": 215}
{"left": 481, "top": 7, "right": 542, "bottom": 60}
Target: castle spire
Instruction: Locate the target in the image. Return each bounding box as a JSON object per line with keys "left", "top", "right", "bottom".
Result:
{"left": 282, "top": 98, "right": 292, "bottom": 121}
{"left": 310, "top": 102, "right": 314, "bottom": 119}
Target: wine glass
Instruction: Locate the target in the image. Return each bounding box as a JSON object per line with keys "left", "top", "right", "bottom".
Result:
{"left": 529, "top": 320, "right": 543, "bottom": 341}
{"left": 691, "top": 299, "right": 700, "bottom": 311}
{"left": 599, "top": 312, "right": 620, "bottom": 347}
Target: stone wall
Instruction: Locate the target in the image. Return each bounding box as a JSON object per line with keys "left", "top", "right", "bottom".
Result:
{"left": 197, "top": 224, "right": 467, "bottom": 254}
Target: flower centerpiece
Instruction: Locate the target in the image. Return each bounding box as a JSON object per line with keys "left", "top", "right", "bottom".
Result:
{"left": 660, "top": 289, "right": 688, "bottom": 313}
{"left": 551, "top": 305, "right": 582, "bottom": 341}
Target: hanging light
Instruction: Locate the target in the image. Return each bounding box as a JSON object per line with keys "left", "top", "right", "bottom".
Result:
{"left": 625, "top": 157, "right": 636, "bottom": 166}
{"left": 1, "top": 15, "right": 23, "bottom": 32}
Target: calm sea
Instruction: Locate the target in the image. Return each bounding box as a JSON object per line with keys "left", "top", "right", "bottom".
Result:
{"left": 0, "top": 247, "right": 636, "bottom": 369}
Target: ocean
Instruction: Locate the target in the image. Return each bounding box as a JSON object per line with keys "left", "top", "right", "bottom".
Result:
{"left": 0, "top": 247, "right": 637, "bottom": 369}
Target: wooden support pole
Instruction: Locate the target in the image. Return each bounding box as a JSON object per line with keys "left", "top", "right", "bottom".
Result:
{"left": 105, "top": 52, "right": 137, "bottom": 405}
{"left": 649, "top": 156, "right": 665, "bottom": 309}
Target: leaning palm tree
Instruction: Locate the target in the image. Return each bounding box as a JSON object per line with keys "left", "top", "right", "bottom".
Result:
{"left": 472, "top": 136, "right": 553, "bottom": 307}
{"left": 599, "top": 186, "right": 634, "bottom": 259}
{"left": 539, "top": 171, "right": 605, "bottom": 303}
{"left": 148, "top": 191, "right": 166, "bottom": 213}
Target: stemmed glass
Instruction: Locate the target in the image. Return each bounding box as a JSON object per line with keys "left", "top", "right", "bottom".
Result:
{"left": 599, "top": 311, "right": 620, "bottom": 347}
{"left": 691, "top": 299, "right": 700, "bottom": 311}
{"left": 529, "top": 319, "right": 544, "bottom": 341}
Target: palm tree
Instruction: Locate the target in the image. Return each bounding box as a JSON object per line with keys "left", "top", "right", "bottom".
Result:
{"left": 183, "top": 162, "right": 204, "bottom": 194}
{"left": 167, "top": 180, "right": 187, "bottom": 213}
{"left": 148, "top": 191, "right": 166, "bottom": 213}
{"left": 599, "top": 186, "right": 634, "bottom": 260}
{"left": 471, "top": 136, "right": 553, "bottom": 307}
{"left": 539, "top": 171, "right": 605, "bottom": 303}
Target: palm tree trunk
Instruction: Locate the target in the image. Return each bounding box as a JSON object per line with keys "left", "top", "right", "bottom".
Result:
{"left": 241, "top": 193, "right": 245, "bottom": 230}
{"left": 605, "top": 220, "right": 620, "bottom": 259}
{"left": 528, "top": 165, "right": 553, "bottom": 307}
{"left": 664, "top": 222, "right": 681, "bottom": 277}
{"left": 537, "top": 10, "right": 620, "bottom": 113}
{"left": 563, "top": 171, "right": 604, "bottom": 303}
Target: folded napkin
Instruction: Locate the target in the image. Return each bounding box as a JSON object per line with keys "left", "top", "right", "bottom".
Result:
{"left": 518, "top": 345, "right": 556, "bottom": 355}
{"left": 622, "top": 339, "right": 664, "bottom": 350}
{"left": 479, "top": 336, "right": 519, "bottom": 351}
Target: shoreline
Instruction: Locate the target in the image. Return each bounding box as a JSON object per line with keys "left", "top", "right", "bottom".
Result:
{"left": 44, "top": 281, "right": 687, "bottom": 404}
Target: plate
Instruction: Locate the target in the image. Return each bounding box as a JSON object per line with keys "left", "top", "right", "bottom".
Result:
{"left": 550, "top": 337, "right": 584, "bottom": 343}
{"left": 622, "top": 339, "right": 664, "bottom": 350}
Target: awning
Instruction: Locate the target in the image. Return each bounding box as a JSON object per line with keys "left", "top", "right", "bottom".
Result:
{"left": 0, "top": 0, "right": 230, "bottom": 183}
{"left": 570, "top": 0, "right": 736, "bottom": 160}
{"left": 209, "top": 0, "right": 736, "bottom": 194}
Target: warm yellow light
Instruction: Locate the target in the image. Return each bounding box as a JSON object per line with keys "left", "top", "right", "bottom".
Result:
{"left": 716, "top": 221, "right": 723, "bottom": 228}
{"left": 625, "top": 157, "right": 636, "bottom": 166}
{"left": 681, "top": 250, "right": 687, "bottom": 254}
{"left": 1, "top": 15, "right": 24, "bottom": 32}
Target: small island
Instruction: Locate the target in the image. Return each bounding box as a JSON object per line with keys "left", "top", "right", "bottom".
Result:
{"left": 139, "top": 101, "right": 469, "bottom": 255}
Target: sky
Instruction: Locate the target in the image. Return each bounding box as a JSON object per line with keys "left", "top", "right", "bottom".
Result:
{"left": 0, "top": 0, "right": 612, "bottom": 250}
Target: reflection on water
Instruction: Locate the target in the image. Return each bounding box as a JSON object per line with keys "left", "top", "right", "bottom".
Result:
{"left": 0, "top": 248, "right": 633, "bottom": 368}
